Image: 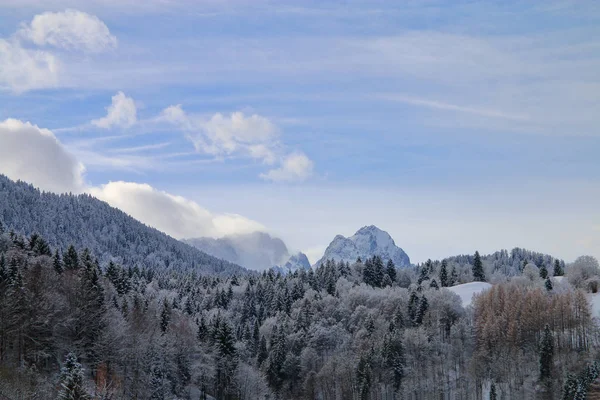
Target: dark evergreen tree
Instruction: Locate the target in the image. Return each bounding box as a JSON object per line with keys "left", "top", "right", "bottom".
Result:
{"left": 386, "top": 259, "right": 397, "bottom": 283}
{"left": 539, "top": 264, "right": 548, "bottom": 279}
{"left": 257, "top": 336, "right": 268, "bottom": 366}
{"left": 53, "top": 249, "right": 64, "bottom": 274}
{"left": 57, "top": 352, "right": 91, "bottom": 400}
{"left": 384, "top": 333, "right": 405, "bottom": 392}
{"left": 554, "top": 259, "right": 564, "bottom": 276}
{"left": 63, "top": 245, "right": 79, "bottom": 271}
{"left": 414, "top": 296, "right": 429, "bottom": 325}
{"left": 539, "top": 324, "right": 554, "bottom": 381}
{"left": 356, "top": 354, "right": 372, "bottom": 400}
{"left": 160, "top": 298, "right": 171, "bottom": 335}
{"left": 545, "top": 278, "right": 553, "bottom": 291}
{"left": 472, "top": 251, "right": 486, "bottom": 282}
{"left": 489, "top": 382, "right": 497, "bottom": 400}
{"left": 430, "top": 279, "right": 439, "bottom": 290}
{"left": 266, "top": 326, "right": 287, "bottom": 393}
{"left": 440, "top": 259, "right": 448, "bottom": 287}
{"left": 450, "top": 266, "right": 458, "bottom": 286}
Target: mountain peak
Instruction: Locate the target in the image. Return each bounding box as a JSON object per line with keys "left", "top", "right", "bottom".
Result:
{"left": 316, "top": 226, "right": 410, "bottom": 267}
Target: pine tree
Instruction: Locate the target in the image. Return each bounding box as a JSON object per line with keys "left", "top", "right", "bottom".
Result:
{"left": 266, "top": 326, "right": 287, "bottom": 393}
{"left": 430, "top": 279, "right": 439, "bottom": 290}
{"left": 0, "top": 254, "right": 6, "bottom": 284}
{"left": 386, "top": 259, "right": 397, "bottom": 283}
{"left": 472, "top": 251, "right": 486, "bottom": 282}
{"left": 57, "top": 352, "right": 91, "bottom": 400}
{"left": 539, "top": 324, "right": 554, "bottom": 381}
{"left": 440, "top": 259, "right": 448, "bottom": 287}
{"left": 554, "top": 259, "right": 564, "bottom": 276}
{"left": 545, "top": 278, "right": 553, "bottom": 291}
{"left": 539, "top": 264, "right": 548, "bottom": 279}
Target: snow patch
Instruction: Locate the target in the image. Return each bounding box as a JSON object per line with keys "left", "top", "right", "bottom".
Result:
{"left": 447, "top": 282, "right": 493, "bottom": 307}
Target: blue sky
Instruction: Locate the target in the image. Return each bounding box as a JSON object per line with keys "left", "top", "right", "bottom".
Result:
{"left": 0, "top": 0, "right": 599, "bottom": 264}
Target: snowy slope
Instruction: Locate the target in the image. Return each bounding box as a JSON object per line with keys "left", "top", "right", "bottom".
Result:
{"left": 272, "top": 252, "right": 311, "bottom": 274}
{"left": 589, "top": 292, "right": 600, "bottom": 319}
{"left": 315, "top": 225, "right": 410, "bottom": 267}
{"left": 447, "top": 282, "right": 493, "bottom": 307}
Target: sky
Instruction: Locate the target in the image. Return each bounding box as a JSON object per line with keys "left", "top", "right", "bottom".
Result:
{"left": 0, "top": 0, "right": 599, "bottom": 265}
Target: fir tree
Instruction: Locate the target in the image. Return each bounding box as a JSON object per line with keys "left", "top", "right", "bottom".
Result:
{"left": 539, "top": 324, "right": 554, "bottom": 381}
{"left": 430, "top": 279, "right": 439, "bottom": 290}
{"left": 472, "top": 251, "right": 486, "bottom": 282}
{"left": 257, "top": 336, "right": 268, "bottom": 366}
{"left": 545, "top": 278, "right": 553, "bottom": 291}
{"left": 57, "top": 352, "right": 91, "bottom": 400}
{"left": 414, "top": 296, "right": 429, "bottom": 325}
{"left": 440, "top": 259, "right": 448, "bottom": 287}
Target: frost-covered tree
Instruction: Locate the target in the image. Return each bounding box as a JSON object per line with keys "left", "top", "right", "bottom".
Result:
{"left": 57, "top": 352, "right": 91, "bottom": 400}
{"left": 472, "top": 251, "right": 486, "bottom": 282}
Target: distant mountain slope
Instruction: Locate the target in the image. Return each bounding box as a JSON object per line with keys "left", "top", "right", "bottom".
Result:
{"left": 316, "top": 225, "right": 410, "bottom": 267}
{"left": 185, "top": 231, "right": 309, "bottom": 272}
{"left": 0, "top": 175, "right": 245, "bottom": 275}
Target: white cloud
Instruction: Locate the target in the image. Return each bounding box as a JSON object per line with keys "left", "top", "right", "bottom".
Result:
{"left": 0, "top": 118, "right": 85, "bottom": 193}
{"left": 161, "top": 106, "right": 278, "bottom": 163}
{"left": 0, "top": 39, "right": 59, "bottom": 92}
{"left": 18, "top": 9, "right": 117, "bottom": 53}
{"left": 260, "top": 152, "right": 313, "bottom": 182}
{"left": 0, "top": 117, "right": 268, "bottom": 240}
{"left": 160, "top": 105, "right": 314, "bottom": 180}
{"left": 92, "top": 91, "right": 137, "bottom": 129}
{"left": 89, "top": 181, "right": 265, "bottom": 239}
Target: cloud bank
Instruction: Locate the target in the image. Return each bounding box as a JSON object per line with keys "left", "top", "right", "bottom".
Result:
{"left": 0, "top": 118, "right": 265, "bottom": 240}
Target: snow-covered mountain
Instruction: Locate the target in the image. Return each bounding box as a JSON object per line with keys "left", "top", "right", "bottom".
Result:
{"left": 315, "top": 225, "right": 410, "bottom": 267}
{"left": 272, "top": 252, "right": 311, "bottom": 274}
{"left": 185, "top": 231, "right": 307, "bottom": 272}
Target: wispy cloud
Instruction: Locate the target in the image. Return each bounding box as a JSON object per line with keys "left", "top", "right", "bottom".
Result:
{"left": 377, "top": 94, "right": 530, "bottom": 121}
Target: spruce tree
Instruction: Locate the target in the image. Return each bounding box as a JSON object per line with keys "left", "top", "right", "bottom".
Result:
{"left": 384, "top": 333, "right": 405, "bottom": 392}
{"left": 539, "top": 264, "right": 549, "bottom": 279}
{"left": 554, "top": 259, "right": 564, "bottom": 276}
{"left": 356, "top": 355, "right": 372, "bottom": 400}
{"left": 57, "top": 352, "right": 91, "bottom": 400}
{"left": 386, "top": 259, "right": 397, "bottom": 283}
{"left": 539, "top": 324, "right": 554, "bottom": 381}
{"left": 472, "top": 251, "right": 486, "bottom": 282}
{"left": 440, "top": 259, "right": 448, "bottom": 287}
{"left": 450, "top": 266, "right": 458, "bottom": 286}
{"left": 372, "top": 256, "right": 385, "bottom": 288}
{"left": 545, "top": 278, "right": 553, "bottom": 291}
{"left": 160, "top": 298, "right": 171, "bottom": 335}
{"left": 63, "top": 245, "right": 79, "bottom": 271}
{"left": 53, "top": 249, "right": 64, "bottom": 274}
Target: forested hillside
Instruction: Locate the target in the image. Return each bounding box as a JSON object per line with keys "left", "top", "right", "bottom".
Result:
{"left": 1, "top": 228, "right": 599, "bottom": 399}
{"left": 0, "top": 175, "right": 244, "bottom": 275}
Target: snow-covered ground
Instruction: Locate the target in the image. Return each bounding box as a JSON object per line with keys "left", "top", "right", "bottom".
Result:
{"left": 447, "top": 282, "right": 493, "bottom": 307}
{"left": 589, "top": 292, "right": 600, "bottom": 319}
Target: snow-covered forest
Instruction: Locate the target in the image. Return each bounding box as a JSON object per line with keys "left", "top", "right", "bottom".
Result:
{"left": 0, "top": 175, "right": 243, "bottom": 276}
{"left": 1, "top": 224, "right": 599, "bottom": 399}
